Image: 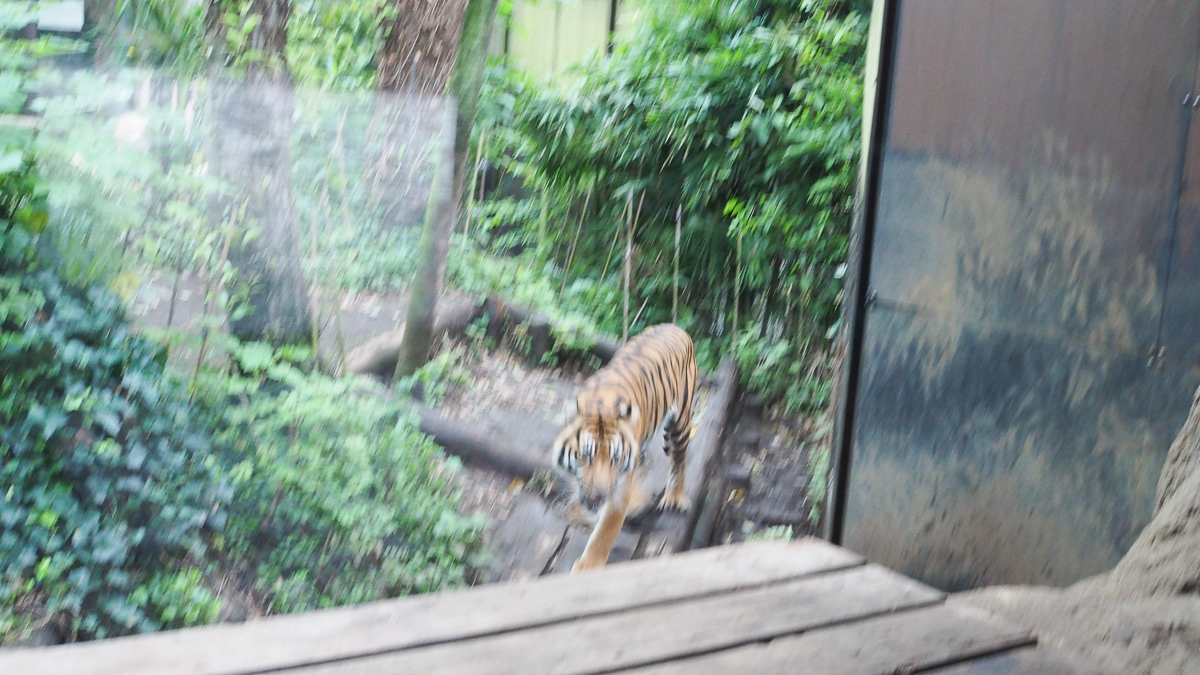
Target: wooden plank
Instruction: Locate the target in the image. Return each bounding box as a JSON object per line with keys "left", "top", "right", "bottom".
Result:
{"left": 549, "top": 525, "right": 593, "bottom": 574}
{"left": 549, "top": 526, "right": 640, "bottom": 573}
{"left": 675, "top": 359, "right": 739, "bottom": 552}
{"left": 0, "top": 539, "right": 861, "bottom": 675}
{"left": 482, "top": 493, "right": 569, "bottom": 583}
{"left": 607, "top": 529, "right": 641, "bottom": 564}
{"left": 295, "top": 564, "right": 941, "bottom": 675}
{"left": 921, "top": 646, "right": 1100, "bottom": 675}
{"left": 627, "top": 603, "right": 1036, "bottom": 675}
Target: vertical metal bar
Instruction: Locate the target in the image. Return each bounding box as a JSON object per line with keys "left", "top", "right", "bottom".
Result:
{"left": 1152, "top": 85, "right": 1199, "bottom": 364}
{"left": 829, "top": 0, "right": 903, "bottom": 546}
{"left": 608, "top": 0, "right": 619, "bottom": 55}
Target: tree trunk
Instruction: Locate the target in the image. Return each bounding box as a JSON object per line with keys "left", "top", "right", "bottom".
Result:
{"left": 393, "top": 0, "right": 499, "bottom": 378}
{"left": 445, "top": 0, "right": 500, "bottom": 208}
{"left": 248, "top": 0, "right": 289, "bottom": 56}
{"left": 209, "top": 0, "right": 312, "bottom": 345}
{"left": 394, "top": 113, "right": 455, "bottom": 379}
{"left": 377, "top": 0, "right": 469, "bottom": 95}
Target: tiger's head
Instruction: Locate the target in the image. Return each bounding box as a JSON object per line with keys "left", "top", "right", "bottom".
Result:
{"left": 552, "top": 390, "right": 642, "bottom": 512}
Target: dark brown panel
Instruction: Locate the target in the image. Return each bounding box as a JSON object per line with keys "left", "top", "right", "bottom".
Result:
{"left": 845, "top": 0, "right": 1200, "bottom": 589}
{"left": 873, "top": 0, "right": 1199, "bottom": 351}
{"left": 889, "top": 0, "right": 1197, "bottom": 192}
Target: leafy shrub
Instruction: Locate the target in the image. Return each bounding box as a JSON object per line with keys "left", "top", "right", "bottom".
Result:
{"left": 129, "top": 568, "right": 223, "bottom": 628}
{"left": 98, "top": 0, "right": 211, "bottom": 73}
{"left": 0, "top": 24, "right": 230, "bottom": 640}
{"left": 193, "top": 341, "right": 484, "bottom": 613}
{"left": 448, "top": 243, "right": 610, "bottom": 357}
{"left": 476, "top": 0, "right": 866, "bottom": 414}
{"left": 287, "top": 0, "right": 392, "bottom": 90}
{"left": 732, "top": 328, "right": 832, "bottom": 417}
{"left": 1, "top": 270, "right": 230, "bottom": 639}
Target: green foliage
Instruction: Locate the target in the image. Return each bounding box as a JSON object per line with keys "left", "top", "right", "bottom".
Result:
{"left": 1, "top": 45, "right": 230, "bottom": 641}
{"left": 0, "top": 270, "right": 230, "bottom": 640}
{"left": 30, "top": 70, "right": 232, "bottom": 296}
{"left": 397, "top": 340, "right": 472, "bottom": 406}
{"left": 129, "top": 568, "right": 223, "bottom": 629}
{"left": 289, "top": 89, "right": 433, "bottom": 293}
{"left": 104, "top": 0, "right": 390, "bottom": 85}
{"left": 745, "top": 524, "right": 794, "bottom": 542}
{"left": 732, "top": 328, "right": 831, "bottom": 417}
{"left": 448, "top": 242, "right": 609, "bottom": 356}
{"left": 477, "top": 0, "right": 865, "bottom": 412}
{"left": 100, "top": 0, "right": 211, "bottom": 73}
{"left": 191, "top": 340, "right": 483, "bottom": 613}
{"left": 287, "top": 0, "right": 392, "bottom": 90}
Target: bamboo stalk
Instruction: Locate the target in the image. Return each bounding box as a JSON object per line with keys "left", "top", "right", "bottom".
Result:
{"left": 552, "top": 195, "right": 572, "bottom": 263}
{"left": 630, "top": 294, "right": 651, "bottom": 328}
{"left": 190, "top": 208, "right": 236, "bottom": 402}
{"left": 673, "top": 205, "right": 681, "bottom": 324}
{"left": 559, "top": 186, "right": 591, "bottom": 298}
{"left": 623, "top": 192, "right": 642, "bottom": 342}
{"left": 632, "top": 190, "right": 645, "bottom": 236}
{"left": 167, "top": 261, "right": 182, "bottom": 329}
{"left": 600, "top": 194, "right": 630, "bottom": 281}
{"left": 465, "top": 125, "right": 488, "bottom": 240}
{"left": 538, "top": 190, "right": 548, "bottom": 260}
{"left": 334, "top": 292, "right": 348, "bottom": 375}
{"left": 733, "top": 231, "right": 742, "bottom": 337}
{"left": 310, "top": 289, "right": 321, "bottom": 358}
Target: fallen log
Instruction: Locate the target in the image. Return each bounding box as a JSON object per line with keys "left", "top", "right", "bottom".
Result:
{"left": 478, "top": 295, "right": 620, "bottom": 365}
{"left": 344, "top": 296, "right": 485, "bottom": 378}
{"left": 417, "top": 407, "right": 559, "bottom": 480}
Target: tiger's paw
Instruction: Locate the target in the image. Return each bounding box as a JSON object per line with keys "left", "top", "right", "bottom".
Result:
{"left": 657, "top": 489, "right": 691, "bottom": 512}
{"left": 572, "top": 557, "right": 604, "bottom": 574}
{"left": 564, "top": 500, "right": 597, "bottom": 527}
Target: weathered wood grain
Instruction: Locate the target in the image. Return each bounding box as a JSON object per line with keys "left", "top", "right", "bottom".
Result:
{"left": 675, "top": 359, "right": 740, "bottom": 552}
{"left": 628, "top": 603, "right": 1038, "bottom": 675}
{"left": 0, "top": 539, "right": 860, "bottom": 675}
{"left": 922, "top": 646, "right": 1101, "bottom": 675}
{"left": 296, "top": 564, "right": 940, "bottom": 675}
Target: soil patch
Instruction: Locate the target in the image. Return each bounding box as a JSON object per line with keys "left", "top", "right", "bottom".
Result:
{"left": 709, "top": 396, "right": 823, "bottom": 547}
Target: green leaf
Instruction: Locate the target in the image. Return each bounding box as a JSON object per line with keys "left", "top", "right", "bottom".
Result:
{"left": 0, "top": 72, "right": 26, "bottom": 113}
{"left": 0, "top": 148, "right": 24, "bottom": 174}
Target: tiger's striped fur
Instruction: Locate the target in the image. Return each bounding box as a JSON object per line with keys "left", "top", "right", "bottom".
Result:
{"left": 552, "top": 324, "right": 698, "bottom": 572}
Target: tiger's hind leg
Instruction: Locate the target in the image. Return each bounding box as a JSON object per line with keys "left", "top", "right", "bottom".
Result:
{"left": 657, "top": 411, "right": 692, "bottom": 511}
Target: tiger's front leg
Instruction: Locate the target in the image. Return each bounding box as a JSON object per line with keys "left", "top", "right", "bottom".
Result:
{"left": 572, "top": 499, "right": 628, "bottom": 573}
{"left": 657, "top": 419, "right": 691, "bottom": 511}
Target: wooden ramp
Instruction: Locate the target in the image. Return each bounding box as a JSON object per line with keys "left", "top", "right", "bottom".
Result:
{"left": 0, "top": 539, "right": 1094, "bottom": 674}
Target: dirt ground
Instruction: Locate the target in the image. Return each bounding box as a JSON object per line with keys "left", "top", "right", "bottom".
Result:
{"left": 712, "top": 397, "right": 822, "bottom": 546}
{"left": 952, "top": 586, "right": 1200, "bottom": 674}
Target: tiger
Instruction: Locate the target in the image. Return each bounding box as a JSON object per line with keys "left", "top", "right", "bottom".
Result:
{"left": 551, "top": 323, "right": 698, "bottom": 573}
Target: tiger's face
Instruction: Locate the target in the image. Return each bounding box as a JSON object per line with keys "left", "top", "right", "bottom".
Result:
{"left": 552, "top": 395, "right": 642, "bottom": 512}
